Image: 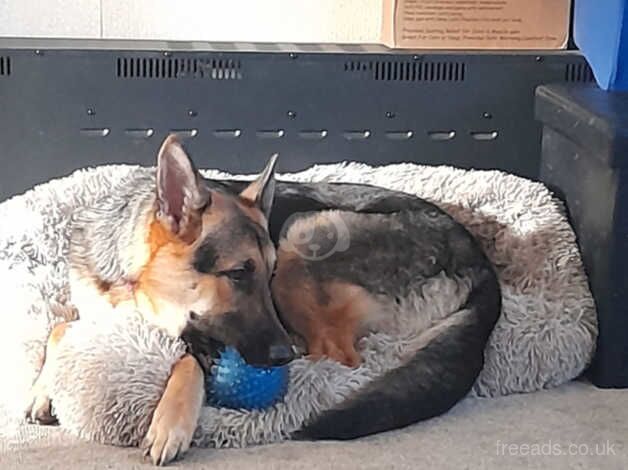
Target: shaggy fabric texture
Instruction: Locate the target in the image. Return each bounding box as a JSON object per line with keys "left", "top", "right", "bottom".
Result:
{"left": 0, "top": 162, "right": 597, "bottom": 449}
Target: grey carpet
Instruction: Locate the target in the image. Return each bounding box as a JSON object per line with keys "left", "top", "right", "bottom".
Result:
{"left": 2, "top": 380, "right": 626, "bottom": 470}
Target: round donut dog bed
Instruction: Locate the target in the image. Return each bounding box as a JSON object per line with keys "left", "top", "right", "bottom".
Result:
{"left": 0, "top": 161, "right": 596, "bottom": 449}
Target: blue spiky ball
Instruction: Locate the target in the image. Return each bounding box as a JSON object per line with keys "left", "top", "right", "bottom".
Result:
{"left": 207, "top": 347, "right": 289, "bottom": 410}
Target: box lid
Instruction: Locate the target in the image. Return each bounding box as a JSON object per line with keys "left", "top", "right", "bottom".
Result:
{"left": 535, "top": 84, "right": 628, "bottom": 168}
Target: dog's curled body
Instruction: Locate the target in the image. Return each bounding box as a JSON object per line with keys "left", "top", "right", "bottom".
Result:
{"left": 217, "top": 180, "right": 502, "bottom": 439}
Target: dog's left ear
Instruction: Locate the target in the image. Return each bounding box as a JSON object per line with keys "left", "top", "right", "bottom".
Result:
{"left": 240, "top": 154, "right": 278, "bottom": 219}
{"left": 156, "top": 134, "right": 210, "bottom": 244}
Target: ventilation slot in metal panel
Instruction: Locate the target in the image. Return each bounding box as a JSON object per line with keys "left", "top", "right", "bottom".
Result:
{"left": 344, "top": 61, "right": 374, "bottom": 74}
{"left": 0, "top": 56, "right": 11, "bottom": 76}
{"left": 116, "top": 57, "right": 242, "bottom": 80}
{"left": 565, "top": 63, "right": 595, "bottom": 83}
{"left": 345, "top": 60, "right": 466, "bottom": 82}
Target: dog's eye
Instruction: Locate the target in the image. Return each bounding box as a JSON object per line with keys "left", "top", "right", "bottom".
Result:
{"left": 224, "top": 268, "right": 248, "bottom": 282}
{"left": 223, "top": 259, "right": 255, "bottom": 282}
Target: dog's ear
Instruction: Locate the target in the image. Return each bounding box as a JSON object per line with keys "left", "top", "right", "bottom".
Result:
{"left": 156, "top": 135, "right": 210, "bottom": 244}
{"left": 240, "top": 154, "right": 278, "bottom": 219}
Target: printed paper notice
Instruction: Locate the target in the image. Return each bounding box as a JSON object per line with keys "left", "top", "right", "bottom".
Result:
{"left": 393, "top": 0, "right": 570, "bottom": 49}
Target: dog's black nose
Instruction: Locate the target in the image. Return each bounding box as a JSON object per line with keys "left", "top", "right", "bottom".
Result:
{"left": 268, "top": 343, "right": 295, "bottom": 366}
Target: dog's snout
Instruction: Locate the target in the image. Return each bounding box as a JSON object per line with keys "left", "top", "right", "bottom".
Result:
{"left": 268, "top": 343, "right": 295, "bottom": 366}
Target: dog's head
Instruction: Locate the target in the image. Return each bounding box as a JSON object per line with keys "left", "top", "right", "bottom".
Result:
{"left": 136, "top": 135, "right": 293, "bottom": 366}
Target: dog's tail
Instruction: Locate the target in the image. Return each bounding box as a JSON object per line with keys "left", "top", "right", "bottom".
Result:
{"left": 294, "top": 267, "right": 500, "bottom": 440}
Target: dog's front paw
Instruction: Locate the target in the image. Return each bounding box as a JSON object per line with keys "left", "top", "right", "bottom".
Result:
{"left": 24, "top": 390, "right": 57, "bottom": 425}
{"left": 140, "top": 405, "right": 195, "bottom": 466}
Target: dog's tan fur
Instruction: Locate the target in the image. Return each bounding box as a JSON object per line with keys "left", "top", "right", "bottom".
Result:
{"left": 27, "top": 322, "right": 70, "bottom": 425}
{"left": 141, "top": 354, "right": 205, "bottom": 465}
{"left": 273, "top": 247, "right": 377, "bottom": 368}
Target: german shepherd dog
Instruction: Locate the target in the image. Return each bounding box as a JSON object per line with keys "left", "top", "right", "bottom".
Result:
{"left": 25, "top": 135, "right": 501, "bottom": 465}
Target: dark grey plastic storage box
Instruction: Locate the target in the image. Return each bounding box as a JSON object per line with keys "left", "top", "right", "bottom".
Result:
{"left": 537, "top": 84, "right": 628, "bottom": 388}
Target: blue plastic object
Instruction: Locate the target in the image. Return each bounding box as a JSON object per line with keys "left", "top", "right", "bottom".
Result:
{"left": 574, "top": 0, "right": 628, "bottom": 91}
{"left": 207, "top": 347, "right": 289, "bottom": 410}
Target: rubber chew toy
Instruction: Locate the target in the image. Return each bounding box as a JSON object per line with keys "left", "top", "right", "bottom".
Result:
{"left": 207, "top": 347, "right": 290, "bottom": 410}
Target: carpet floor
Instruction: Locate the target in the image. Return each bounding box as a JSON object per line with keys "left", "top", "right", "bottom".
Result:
{"left": 1, "top": 380, "right": 626, "bottom": 470}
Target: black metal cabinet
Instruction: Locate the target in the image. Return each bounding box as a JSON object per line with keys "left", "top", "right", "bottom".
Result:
{"left": 537, "top": 84, "right": 628, "bottom": 388}
{"left": 0, "top": 39, "right": 593, "bottom": 200}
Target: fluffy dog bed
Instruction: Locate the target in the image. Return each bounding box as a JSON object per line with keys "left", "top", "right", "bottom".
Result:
{"left": 0, "top": 162, "right": 596, "bottom": 449}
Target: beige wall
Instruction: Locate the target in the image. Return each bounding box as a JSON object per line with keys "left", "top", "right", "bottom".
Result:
{"left": 0, "top": 0, "right": 383, "bottom": 43}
